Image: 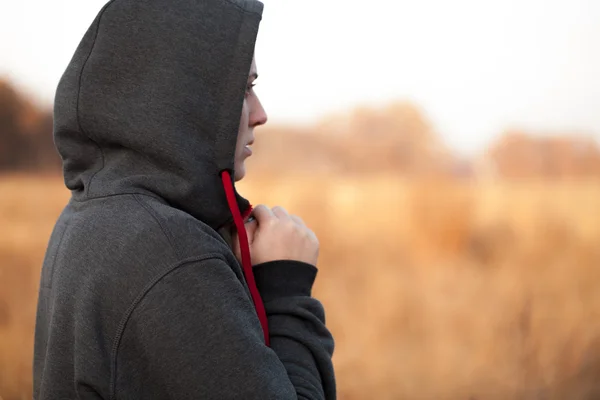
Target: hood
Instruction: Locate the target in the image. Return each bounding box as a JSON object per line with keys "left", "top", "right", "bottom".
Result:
{"left": 54, "top": 0, "right": 272, "bottom": 345}
{"left": 54, "top": 0, "right": 264, "bottom": 230}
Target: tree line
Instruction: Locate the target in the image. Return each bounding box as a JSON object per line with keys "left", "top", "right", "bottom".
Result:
{"left": 2, "top": 79, "right": 600, "bottom": 179}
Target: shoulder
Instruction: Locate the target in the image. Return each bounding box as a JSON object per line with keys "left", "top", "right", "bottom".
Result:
{"left": 131, "top": 194, "right": 235, "bottom": 262}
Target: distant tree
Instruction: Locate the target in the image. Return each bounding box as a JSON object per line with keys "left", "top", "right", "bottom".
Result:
{"left": 342, "top": 102, "right": 454, "bottom": 176}
{"left": 0, "top": 79, "right": 59, "bottom": 171}
{"left": 487, "top": 130, "right": 600, "bottom": 179}
{"left": 0, "top": 80, "right": 32, "bottom": 170}
{"left": 247, "top": 101, "right": 459, "bottom": 178}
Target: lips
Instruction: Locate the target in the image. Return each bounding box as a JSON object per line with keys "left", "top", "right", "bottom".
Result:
{"left": 244, "top": 139, "right": 254, "bottom": 155}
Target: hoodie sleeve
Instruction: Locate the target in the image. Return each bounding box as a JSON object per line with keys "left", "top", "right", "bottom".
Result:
{"left": 114, "top": 257, "right": 336, "bottom": 400}
{"left": 253, "top": 260, "right": 336, "bottom": 399}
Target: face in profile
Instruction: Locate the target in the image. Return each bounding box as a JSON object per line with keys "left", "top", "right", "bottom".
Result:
{"left": 234, "top": 56, "right": 268, "bottom": 181}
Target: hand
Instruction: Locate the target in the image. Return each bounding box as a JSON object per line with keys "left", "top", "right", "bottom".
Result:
{"left": 232, "top": 205, "right": 319, "bottom": 267}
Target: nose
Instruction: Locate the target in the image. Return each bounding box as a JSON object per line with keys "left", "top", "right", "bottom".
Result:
{"left": 250, "top": 96, "right": 268, "bottom": 127}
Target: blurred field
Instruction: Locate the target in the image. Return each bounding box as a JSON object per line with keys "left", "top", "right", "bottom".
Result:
{"left": 2, "top": 173, "right": 600, "bottom": 399}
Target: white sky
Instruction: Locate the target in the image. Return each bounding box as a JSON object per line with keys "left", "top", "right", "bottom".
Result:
{"left": 1, "top": 0, "right": 599, "bottom": 155}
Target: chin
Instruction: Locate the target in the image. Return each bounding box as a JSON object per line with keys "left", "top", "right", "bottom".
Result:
{"left": 234, "top": 166, "right": 246, "bottom": 182}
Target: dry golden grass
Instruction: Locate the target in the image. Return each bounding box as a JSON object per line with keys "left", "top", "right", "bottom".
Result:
{"left": 0, "top": 174, "right": 71, "bottom": 400}
{"left": 2, "top": 173, "right": 600, "bottom": 399}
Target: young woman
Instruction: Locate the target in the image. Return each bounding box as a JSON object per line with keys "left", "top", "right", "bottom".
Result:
{"left": 33, "top": 0, "right": 336, "bottom": 398}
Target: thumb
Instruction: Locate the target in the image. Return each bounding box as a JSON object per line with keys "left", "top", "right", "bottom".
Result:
{"left": 252, "top": 204, "right": 274, "bottom": 226}
{"left": 245, "top": 218, "right": 258, "bottom": 244}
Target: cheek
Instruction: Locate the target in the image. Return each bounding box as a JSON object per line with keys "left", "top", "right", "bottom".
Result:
{"left": 238, "top": 100, "right": 250, "bottom": 131}
{"left": 236, "top": 101, "right": 250, "bottom": 156}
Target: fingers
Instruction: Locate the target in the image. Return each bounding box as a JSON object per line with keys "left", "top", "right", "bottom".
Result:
{"left": 290, "top": 215, "right": 305, "bottom": 227}
{"left": 251, "top": 204, "right": 275, "bottom": 224}
{"left": 272, "top": 206, "right": 290, "bottom": 220}
{"left": 245, "top": 218, "right": 258, "bottom": 229}
{"left": 253, "top": 205, "right": 304, "bottom": 228}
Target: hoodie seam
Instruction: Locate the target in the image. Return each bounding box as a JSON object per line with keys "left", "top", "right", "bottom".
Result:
{"left": 222, "top": 0, "right": 262, "bottom": 16}
{"left": 69, "top": 191, "right": 166, "bottom": 204}
{"left": 108, "top": 254, "right": 229, "bottom": 400}
{"left": 75, "top": 1, "right": 118, "bottom": 199}
{"left": 133, "top": 194, "right": 177, "bottom": 255}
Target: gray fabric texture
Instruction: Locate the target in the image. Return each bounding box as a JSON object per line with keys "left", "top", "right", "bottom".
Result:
{"left": 33, "top": 0, "right": 336, "bottom": 399}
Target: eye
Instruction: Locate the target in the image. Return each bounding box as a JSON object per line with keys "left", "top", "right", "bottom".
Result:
{"left": 245, "top": 83, "right": 256, "bottom": 96}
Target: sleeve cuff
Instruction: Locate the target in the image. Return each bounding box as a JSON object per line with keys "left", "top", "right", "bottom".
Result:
{"left": 252, "top": 260, "right": 318, "bottom": 303}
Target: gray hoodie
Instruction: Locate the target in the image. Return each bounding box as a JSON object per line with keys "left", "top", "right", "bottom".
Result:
{"left": 33, "top": 0, "right": 336, "bottom": 398}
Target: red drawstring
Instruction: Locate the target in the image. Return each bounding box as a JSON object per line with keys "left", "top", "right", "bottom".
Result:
{"left": 241, "top": 204, "right": 254, "bottom": 222}
{"left": 221, "top": 170, "right": 270, "bottom": 346}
